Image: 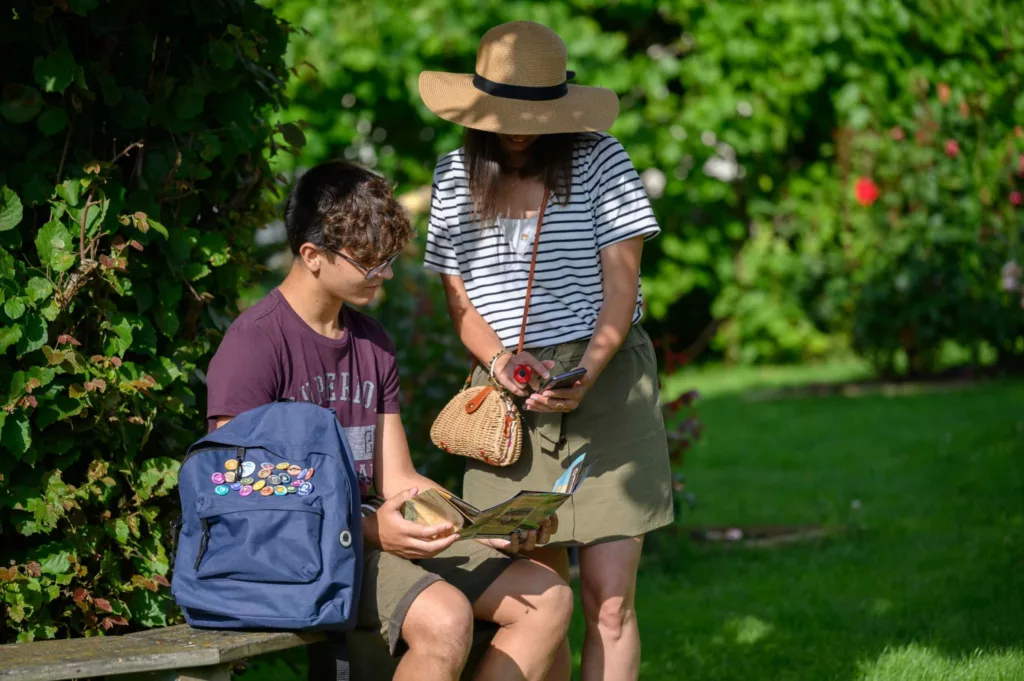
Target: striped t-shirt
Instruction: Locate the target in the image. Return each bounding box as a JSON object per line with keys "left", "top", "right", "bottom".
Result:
{"left": 424, "top": 133, "right": 660, "bottom": 349}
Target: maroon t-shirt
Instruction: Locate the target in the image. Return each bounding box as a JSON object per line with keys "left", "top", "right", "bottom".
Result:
{"left": 205, "top": 288, "right": 400, "bottom": 497}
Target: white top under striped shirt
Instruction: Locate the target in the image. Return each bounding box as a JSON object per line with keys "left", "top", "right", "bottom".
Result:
{"left": 424, "top": 132, "right": 660, "bottom": 349}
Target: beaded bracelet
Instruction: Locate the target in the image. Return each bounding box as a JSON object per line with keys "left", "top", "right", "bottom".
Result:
{"left": 487, "top": 349, "right": 512, "bottom": 379}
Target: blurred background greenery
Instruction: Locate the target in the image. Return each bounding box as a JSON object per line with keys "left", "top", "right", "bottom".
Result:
{"left": 249, "top": 0, "right": 1024, "bottom": 485}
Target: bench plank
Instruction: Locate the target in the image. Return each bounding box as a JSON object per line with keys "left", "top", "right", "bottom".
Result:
{"left": 0, "top": 625, "right": 324, "bottom": 681}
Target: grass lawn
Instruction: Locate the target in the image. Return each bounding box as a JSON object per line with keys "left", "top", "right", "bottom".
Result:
{"left": 621, "top": 366, "right": 1024, "bottom": 680}
{"left": 241, "top": 364, "right": 1023, "bottom": 680}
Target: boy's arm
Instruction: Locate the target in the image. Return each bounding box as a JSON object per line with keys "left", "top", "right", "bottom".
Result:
{"left": 373, "top": 412, "right": 440, "bottom": 499}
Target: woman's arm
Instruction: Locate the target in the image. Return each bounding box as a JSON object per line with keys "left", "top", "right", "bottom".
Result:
{"left": 440, "top": 273, "right": 505, "bottom": 367}
{"left": 439, "top": 273, "right": 551, "bottom": 395}
{"left": 578, "top": 235, "right": 645, "bottom": 384}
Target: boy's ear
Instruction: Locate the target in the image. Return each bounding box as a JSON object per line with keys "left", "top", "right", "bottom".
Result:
{"left": 298, "top": 242, "right": 323, "bottom": 273}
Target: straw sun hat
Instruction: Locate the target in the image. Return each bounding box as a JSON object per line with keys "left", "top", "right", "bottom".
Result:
{"left": 418, "top": 21, "right": 619, "bottom": 135}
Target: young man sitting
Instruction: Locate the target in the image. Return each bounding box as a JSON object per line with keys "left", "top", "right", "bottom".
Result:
{"left": 205, "top": 161, "right": 572, "bottom": 681}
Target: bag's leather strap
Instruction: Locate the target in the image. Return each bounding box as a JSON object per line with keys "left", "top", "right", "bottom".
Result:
{"left": 516, "top": 187, "right": 551, "bottom": 355}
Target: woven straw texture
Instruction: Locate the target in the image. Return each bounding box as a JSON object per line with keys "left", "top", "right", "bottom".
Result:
{"left": 429, "top": 385, "right": 522, "bottom": 467}
{"left": 418, "top": 21, "right": 618, "bottom": 135}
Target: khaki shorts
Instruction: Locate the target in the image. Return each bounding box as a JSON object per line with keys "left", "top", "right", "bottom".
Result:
{"left": 463, "top": 324, "right": 675, "bottom": 545}
{"left": 356, "top": 539, "right": 513, "bottom": 656}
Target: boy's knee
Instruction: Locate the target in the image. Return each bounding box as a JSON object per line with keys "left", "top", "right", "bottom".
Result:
{"left": 402, "top": 582, "right": 475, "bottom": 664}
{"left": 538, "top": 578, "right": 574, "bottom": 636}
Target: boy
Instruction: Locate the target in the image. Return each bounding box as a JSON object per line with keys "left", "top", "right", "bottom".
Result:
{"left": 205, "top": 161, "right": 571, "bottom": 681}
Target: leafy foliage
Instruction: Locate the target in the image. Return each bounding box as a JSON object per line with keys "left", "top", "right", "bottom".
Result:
{"left": 0, "top": 0, "right": 292, "bottom": 642}
{"left": 265, "top": 0, "right": 1024, "bottom": 372}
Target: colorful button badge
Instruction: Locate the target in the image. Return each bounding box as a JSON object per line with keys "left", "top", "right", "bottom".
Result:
{"left": 287, "top": 465, "right": 302, "bottom": 477}
{"left": 239, "top": 485, "right": 254, "bottom": 497}
{"left": 260, "top": 486, "right": 274, "bottom": 497}
{"left": 224, "top": 471, "right": 237, "bottom": 483}
{"left": 275, "top": 462, "right": 290, "bottom": 470}
{"left": 214, "top": 484, "right": 230, "bottom": 495}
{"left": 297, "top": 482, "right": 313, "bottom": 496}
{"left": 257, "top": 469, "right": 271, "bottom": 479}
{"left": 224, "top": 459, "right": 239, "bottom": 471}
{"left": 252, "top": 480, "right": 266, "bottom": 492}
{"left": 240, "top": 461, "right": 257, "bottom": 478}
{"left": 211, "top": 472, "right": 225, "bottom": 485}
{"left": 273, "top": 485, "right": 288, "bottom": 496}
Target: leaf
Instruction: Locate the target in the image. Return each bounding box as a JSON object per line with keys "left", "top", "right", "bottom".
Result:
{"left": 97, "top": 73, "right": 121, "bottom": 106}
{"left": 136, "top": 457, "right": 181, "bottom": 501}
{"left": 113, "top": 518, "right": 129, "bottom": 545}
{"left": 1, "top": 84, "right": 44, "bottom": 124}
{"left": 37, "top": 107, "right": 68, "bottom": 136}
{"left": 26, "top": 277, "right": 53, "bottom": 303}
{"left": 93, "top": 597, "right": 113, "bottom": 612}
{"left": 131, "top": 574, "right": 159, "bottom": 592}
{"left": 0, "top": 187, "right": 24, "bottom": 232}
{"left": 34, "top": 44, "right": 76, "bottom": 93}
{"left": 147, "top": 219, "right": 169, "bottom": 239}
{"left": 112, "top": 88, "right": 150, "bottom": 130}
{"left": 0, "top": 413, "right": 31, "bottom": 455}
{"left": 102, "top": 314, "right": 134, "bottom": 356}
{"left": 35, "top": 220, "right": 76, "bottom": 273}
{"left": 280, "top": 122, "right": 306, "bottom": 148}
{"left": 0, "top": 325, "right": 23, "bottom": 353}
{"left": 184, "top": 262, "right": 211, "bottom": 281}
{"left": 16, "top": 314, "right": 48, "bottom": 358}
{"left": 55, "top": 179, "right": 81, "bottom": 207}
{"left": 38, "top": 548, "right": 72, "bottom": 576}
{"left": 4, "top": 297, "right": 26, "bottom": 320}
{"left": 26, "top": 562, "right": 42, "bottom": 578}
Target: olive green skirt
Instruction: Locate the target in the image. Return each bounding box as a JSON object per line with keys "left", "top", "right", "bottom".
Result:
{"left": 462, "top": 324, "right": 675, "bottom": 546}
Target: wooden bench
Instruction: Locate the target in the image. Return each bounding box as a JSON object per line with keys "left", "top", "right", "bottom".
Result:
{"left": 0, "top": 625, "right": 332, "bottom": 681}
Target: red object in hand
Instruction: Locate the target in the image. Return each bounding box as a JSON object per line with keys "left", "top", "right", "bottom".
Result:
{"left": 513, "top": 364, "right": 532, "bottom": 384}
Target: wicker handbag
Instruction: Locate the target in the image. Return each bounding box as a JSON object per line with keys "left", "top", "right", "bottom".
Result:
{"left": 429, "top": 188, "right": 551, "bottom": 467}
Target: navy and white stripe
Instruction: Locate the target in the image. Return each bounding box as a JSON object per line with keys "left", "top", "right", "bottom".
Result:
{"left": 424, "top": 133, "right": 659, "bottom": 349}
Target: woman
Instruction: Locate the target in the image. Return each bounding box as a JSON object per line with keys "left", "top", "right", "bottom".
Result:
{"left": 419, "top": 21, "right": 674, "bottom": 681}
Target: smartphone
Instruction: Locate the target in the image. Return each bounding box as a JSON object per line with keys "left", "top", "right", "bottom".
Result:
{"left": 541, "top": 367, "right": 587, "bottom": 392}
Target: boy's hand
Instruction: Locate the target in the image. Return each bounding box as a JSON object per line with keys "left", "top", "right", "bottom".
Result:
{"left": 364, "top": 488, "right": 459, "bottom": 559}
{"left": 477, "top": 514, "right": 558, "bottom": 554}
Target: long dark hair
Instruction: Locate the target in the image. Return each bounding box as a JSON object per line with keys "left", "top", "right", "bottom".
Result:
{"left": 463, "top": 129, "right": 577, "bottom": 224}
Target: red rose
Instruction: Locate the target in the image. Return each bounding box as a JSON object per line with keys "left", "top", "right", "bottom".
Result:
{"left": 854, "top": 177, "right": 880, "bottom": 207}
{"left": 945, "top": 139, "right": 960, "bottom": 157}
{"left": 1011, "top": 191, "right": 1022, "bottom": 206}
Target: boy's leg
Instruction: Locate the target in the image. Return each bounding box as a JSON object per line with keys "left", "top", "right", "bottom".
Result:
{"left": 396, "top": 580, "right": 474, "bottom": 680}
{"left": 463, "top": 554, "right": 573, "bottom": 681}
{"left": 356, "top": 548, "right": 475, "bottom": 681}
{"left": 523, "top": 546, "right": 573, "bottom": 681}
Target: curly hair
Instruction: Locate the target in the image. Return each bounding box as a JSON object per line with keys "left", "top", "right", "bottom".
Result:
{"left": 283, "top": 161, "right": 415, "bottom": 266}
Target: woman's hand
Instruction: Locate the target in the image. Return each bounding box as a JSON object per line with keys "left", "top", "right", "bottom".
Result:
{"left": 364, "top": 488, "right": 459, "bottom": 559}
{"left": 493, "top": 351, "right": 554, "bottom": 397}
{"left": 525, "top": 369, "right": 591, "bottom": 413}
{"left": 477, "top": 515, "right": 559, "bottom": 554}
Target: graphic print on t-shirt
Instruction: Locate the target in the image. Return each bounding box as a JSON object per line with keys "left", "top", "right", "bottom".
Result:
{"left": 297, "top": 371, "right": 376, "bottom": 411}
{"left": 341, "top": 424, "right": 375, "bottom": 496}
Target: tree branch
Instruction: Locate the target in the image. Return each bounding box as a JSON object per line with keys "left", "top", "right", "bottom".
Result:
{"left": 79, "top": 189, "right": 98, "bottom": 262}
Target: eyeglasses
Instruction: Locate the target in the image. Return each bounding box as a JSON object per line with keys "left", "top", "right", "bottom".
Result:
{"left": 328, "top": 247, "right": 402, "bottom": 280}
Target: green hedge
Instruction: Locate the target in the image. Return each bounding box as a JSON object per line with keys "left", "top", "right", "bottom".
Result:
{"left": 0, "top": 0, "right": 293, "bottom": 642}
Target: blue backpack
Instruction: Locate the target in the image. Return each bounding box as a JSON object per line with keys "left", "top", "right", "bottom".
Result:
{"left": 171, "top": 401, "right": 362, "bottom": 631}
